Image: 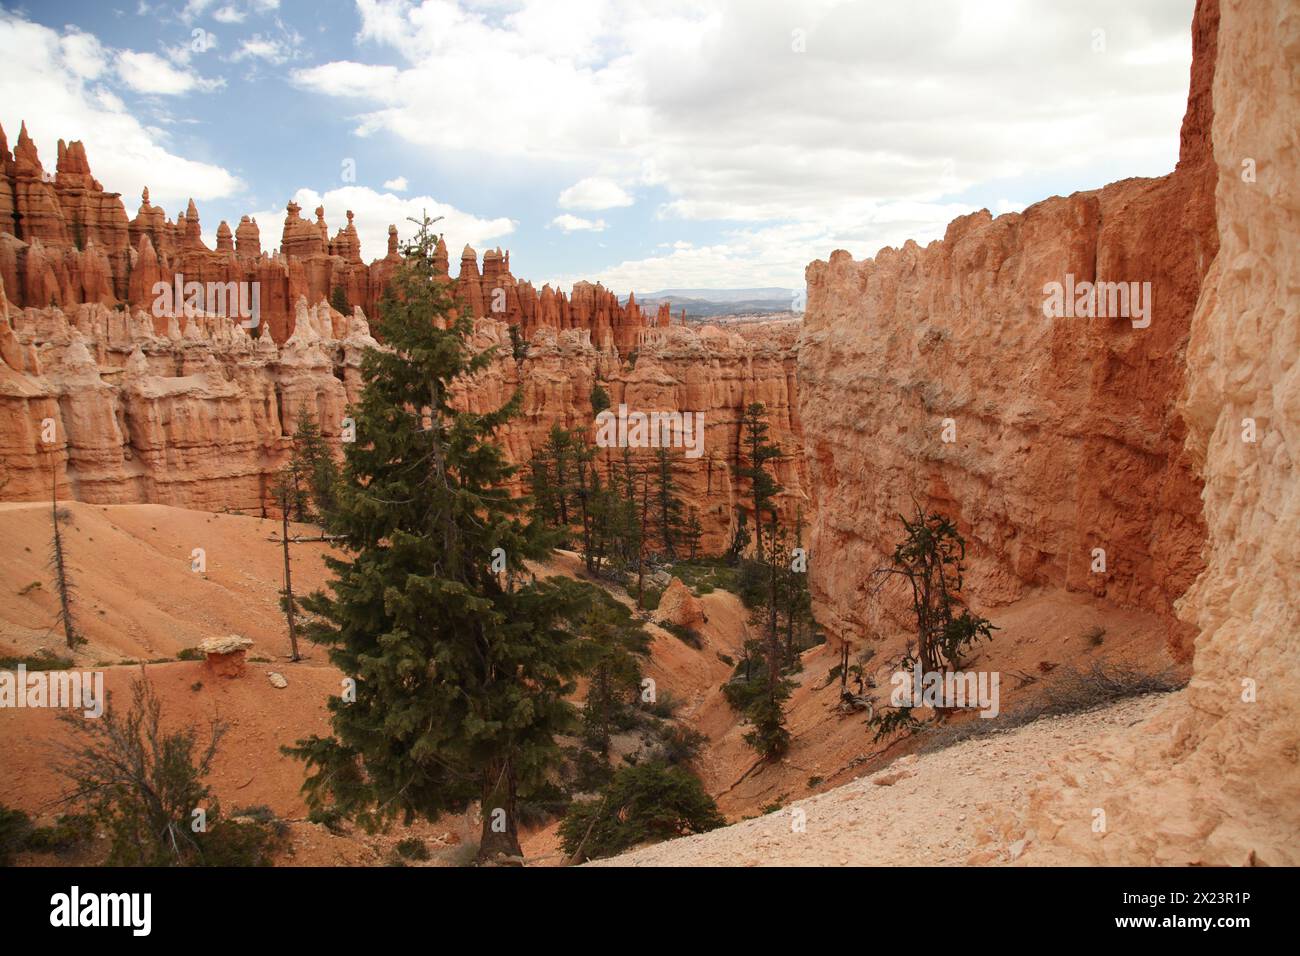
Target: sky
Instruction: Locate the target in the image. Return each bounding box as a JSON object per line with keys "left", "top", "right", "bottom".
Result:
{"left": 0, "top": 0, "right": 1198, "bottom": 294}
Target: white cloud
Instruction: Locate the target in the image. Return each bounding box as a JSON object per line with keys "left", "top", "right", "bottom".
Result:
{"left": 116, "top": 49, "right": 224, "bottom": 95}
{"left": 248, "top": 185, "right": 515, "bottom": 262}
{"left": 551, "top": 214, "right": 607, "bottom": 233}
{"left": 557, "top": 177, "right": 633, "bottom": 211}
{"left": 292, "top": 60, "right": 399, "bottom": 98}
{"left": 213, "top": 6, "right": 247, "bottom": 24}
{"left": 180, "top": 0, "right": 217, "bottom": 24}
{"left": 0, "top": 12, "right": 241, "bottom": 206}
{"left": 382, "top": 176, "right": 408, "bottom": 191}
{"left": 293, "top": 0, "right": 1197, "bottom": 289}
{"left": 60, "top": 30, "right": 109, "bottom": 80}
{"left": 230, "top": 35, "right": 292, "bottom": 63}
{"left": 551, "top": 198, "right": 982, "bottom": 290}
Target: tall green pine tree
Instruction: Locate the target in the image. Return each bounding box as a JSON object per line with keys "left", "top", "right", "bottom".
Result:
{"left": 287, "top": 215, "right": 588, "bottom": 863}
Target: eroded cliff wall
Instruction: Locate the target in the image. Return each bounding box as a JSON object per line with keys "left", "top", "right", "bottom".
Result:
{"left": 0, "top": 282, "right": 805, "bottom": 550}
{"left": 799, "top": 0, "right": 1220, "bottom": 655}
{"left": 1015, "top": 0, "right": 1299, "bottom": 865}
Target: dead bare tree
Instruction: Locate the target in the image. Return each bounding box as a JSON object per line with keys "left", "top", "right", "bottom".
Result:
{"left": 48, "top": 460, "right": 82, "bottom": 650}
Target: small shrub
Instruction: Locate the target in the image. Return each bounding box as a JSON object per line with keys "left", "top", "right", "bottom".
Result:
{"left": 197, "top": 817, "right": 288, "bottom": 867}
{"left": 1083, "top": 625, "right": 1106, "bottom": 648}
{"left": 558, "top": 761, "right": 724, "bottom": 862}
{"left": 25, "top": 813, "right": 96, "bottom": 853}
{"left": 652, "top": 723, "right": 708, "bottom": 766}
{"left": 0, "top": 650, "right": 74, "bottom": 671}
{"left": 177, "top": 647, "right": 205, "bottom": 661}
{"left": 0, "top": 805, "right": 33, "bottom": 865}
{"left": 638, "top": 585, "right": 663, "bottom": 612}
{"left": 395, "top": 837, "right": 429, "bottom": 861}
{"left": 56, "top": 676, "right": 227, "bottom": 866}
{"left": 645, "top": 690, "right": 681, "bottom": 719}
{"left": 660, "top": 622, "right": 702, "bottom": 649}
{"left": 308, "top": 806, "right": 347, "bottom": 835}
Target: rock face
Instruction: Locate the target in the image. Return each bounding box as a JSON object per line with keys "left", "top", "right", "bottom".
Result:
{"left": 1014, "top": 0, "right": 1299, "bottom": 866}
{"left": 799, "top": 2, "right": 1219, "bottom": 655}
{"left": 0, "top": 273, "right": 805, "bottom": 546}
{"left": 444, "top": 317, "right": 806, "bottom": 554}
{"left": 0, "top": 131, "right": 807, "bottom": 541}
{"left": 0, "top": 132, "right": 657, "bottom": 353}
{"left": 658, "top": 577, "right": 707, "bottom": 630}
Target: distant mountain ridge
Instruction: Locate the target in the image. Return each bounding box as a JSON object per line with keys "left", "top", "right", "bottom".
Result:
{"left": 621, "top": 287, "right": 798, "bottom": 319}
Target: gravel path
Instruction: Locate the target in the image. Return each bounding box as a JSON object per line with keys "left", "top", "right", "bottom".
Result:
{"left": 594, "top": 694, "right": 1166, "bottom": 866}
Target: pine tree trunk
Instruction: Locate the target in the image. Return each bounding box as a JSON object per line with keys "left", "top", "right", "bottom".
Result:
{"left": 637, "top": 470, "right": 650, "bottom": 606}
{"left": 477, "top": 759, "right": 522, "bottom": 863}
{"left": 767, "top": 541, "right": 779, "bottom": 697}
{"left": 281, "top": 498, "right": 300, "bottom": 662}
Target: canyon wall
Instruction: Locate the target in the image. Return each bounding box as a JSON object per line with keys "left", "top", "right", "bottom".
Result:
{"left": 1016, "top": 0, "right": 1299, "bottom": 865}
{"left": 799, "top": 0, "right": 1219, "bottom": 654}
{"left": 0, "top": 281, "right": 804, "bottom": 550}
{"left": 0, "top": 129, "right": 806, "bottom": 544}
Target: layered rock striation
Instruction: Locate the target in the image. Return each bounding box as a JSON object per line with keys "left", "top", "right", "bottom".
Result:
{"left": 0, "top": 269, "right": 805, "bottom": 549}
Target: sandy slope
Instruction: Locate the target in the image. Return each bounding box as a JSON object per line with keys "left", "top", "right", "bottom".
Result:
{"left": 1, "top": 503, "right": 1181, "bottom": 867}
{"left": 0, "top": 501, "right": 338, "bottom": 664}
{"left": 595, "top": 694, "right": 1169, "bottom": 866}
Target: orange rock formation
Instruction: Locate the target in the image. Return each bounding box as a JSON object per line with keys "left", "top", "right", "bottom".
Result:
{"left": 0, "top": 132, "right": 658, "bottom": 352}
{"left": 800, "top": 0, "right": 1218, "bottom": 653}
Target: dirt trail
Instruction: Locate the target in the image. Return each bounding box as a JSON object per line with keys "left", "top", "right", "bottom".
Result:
{"left": 595, "top": 693, "right": 1169, "bottom": 866}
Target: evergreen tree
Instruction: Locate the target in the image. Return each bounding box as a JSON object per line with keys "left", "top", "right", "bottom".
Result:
{"left": 682, "top": 507, "right": 704, "bottom": 562}
{"left": 779, "top": 511, "right": 814, "bottom": 666}
{"left": 651, "top": 445, "right": 686, "bottom": 560}
{"left": 876, "top": 506, "right": 996, "bottom": 673}
{"left": 578, "top": 594, "right": 650, "bottom": 755}
{"left": 737, "top": 402, "right": 782, "bottom": 561}
{"left": 286, "top": 215, "right": 589, "bottom": 863}
{"left": 527, "top": 443, "right": 559, "bottom": 527}
{"left": 270, "top": 459, "right": 307, "bottom": 661}
{"left": 571, "top": 434, "right": 598, "bottom": 571}
{"left": 290, "top": 406, "right": 341, "bottom": 530}
{"left": 589, "top": 381, "right": 611, "bottom": 416}
{"left": 330, "top": 286, "right": 350, "bottom": 316}
{"left": 727, "top": 507, "right": 751, "bottom": 564}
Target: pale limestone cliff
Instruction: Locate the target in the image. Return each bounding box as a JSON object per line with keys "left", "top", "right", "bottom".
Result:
{"left": 1011, "top": 0, "right": 1299, "bottom": 866}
